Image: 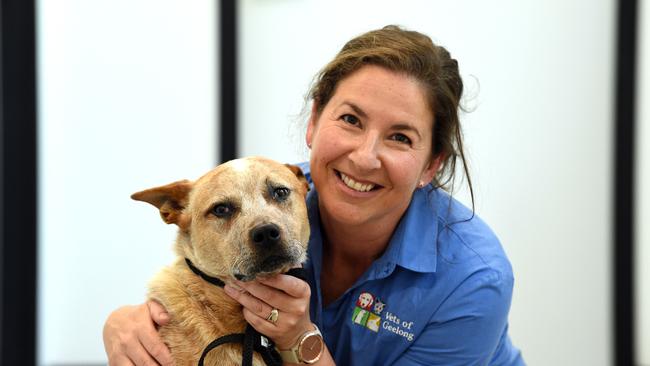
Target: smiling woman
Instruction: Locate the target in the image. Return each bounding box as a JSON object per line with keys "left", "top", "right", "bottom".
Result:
{"left": 103, "top": 25, "right": 524, "bottom": 366}
{"left": 278, "top": 26, "right": 523, "bottom": 365}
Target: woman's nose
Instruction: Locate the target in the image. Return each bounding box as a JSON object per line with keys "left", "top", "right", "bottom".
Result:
{"left": 349, "top": 133, "right": 381, "bottom": 171}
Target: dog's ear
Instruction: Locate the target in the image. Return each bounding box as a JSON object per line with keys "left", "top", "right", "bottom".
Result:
{"left": 131, "top": 180, "right": 193, "bottom": 230}
{"left": 284, "top": 164, "right": 310, "bottom": 196}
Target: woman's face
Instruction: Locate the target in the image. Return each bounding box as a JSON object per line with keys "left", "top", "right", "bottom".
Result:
{"left": 307, "top": 65, "right": 439, "bottom": 228}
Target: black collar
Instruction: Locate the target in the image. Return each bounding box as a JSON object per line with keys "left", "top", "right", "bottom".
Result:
{"left": 185, "top": 258, "right": 226, "bottom": 288}
{"left": 185, "top": 258, "right": 308, "bottom": 288}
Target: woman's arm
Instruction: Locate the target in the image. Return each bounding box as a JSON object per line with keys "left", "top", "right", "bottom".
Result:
{"left": 102, "top": 300, "right": 174, "bottom": 366}
{"left": 224, "top": 274, "right": 337, "bottom": 365}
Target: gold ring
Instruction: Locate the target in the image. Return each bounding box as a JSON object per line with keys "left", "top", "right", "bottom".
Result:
{"left": 266, "top": 308, "right": 279, "bottom": 324}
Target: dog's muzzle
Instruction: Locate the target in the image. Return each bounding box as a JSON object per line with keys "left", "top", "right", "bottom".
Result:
{"left": 233, "top": 224, "right": 304, "bottom": 281}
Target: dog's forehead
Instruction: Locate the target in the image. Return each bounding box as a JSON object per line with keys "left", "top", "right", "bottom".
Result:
{"left": 197, "top": 157, "right": 295, "bottom": 187}
{"left": 227, "top": 158, "right": 252, "bottom": 173}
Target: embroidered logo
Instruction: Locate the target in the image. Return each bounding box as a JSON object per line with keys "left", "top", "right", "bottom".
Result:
{"left": 373, "top": 298, "right": 385, "bottom": 314}
{"left": 351, "top": 291, "right": 415, "bottom": 341}
{"left": 357, "top": 292, "right": 374, "bottom": 310}
{"left": 352, "top": 292, "right": 380, "bottom": 332}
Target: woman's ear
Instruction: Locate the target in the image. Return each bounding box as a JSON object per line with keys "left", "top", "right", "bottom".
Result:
{"left": 306, "top": 102, "right": 319, "bottom": 149}
{"left": 420, "top": 155, "right": 444, "bottom": 186}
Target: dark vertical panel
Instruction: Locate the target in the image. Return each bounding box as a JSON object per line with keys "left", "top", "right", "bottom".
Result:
{"left": 613, "top": 0, "right": 637, "bottom": 365}
{"left": 220, "top": 0, "right": 238, "bottom": 162}
{"left": 0, "top": 0, "right": 38, "bottom": 364}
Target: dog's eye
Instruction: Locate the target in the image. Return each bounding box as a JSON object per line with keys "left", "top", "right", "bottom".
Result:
{"left": 211, "top": 203, "right": 235, "bottom": 218}
{"left": 272, "top": 187, "right": 290, "bottom": 201}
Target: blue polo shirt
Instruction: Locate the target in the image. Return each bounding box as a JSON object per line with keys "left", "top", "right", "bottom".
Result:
{"left": 297, "top": 163, "right": 524, "bottom": 365}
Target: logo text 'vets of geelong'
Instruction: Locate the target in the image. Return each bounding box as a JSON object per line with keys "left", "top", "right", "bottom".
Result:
{"left": 351, "top": 291, "right": 415, "bottom": 342}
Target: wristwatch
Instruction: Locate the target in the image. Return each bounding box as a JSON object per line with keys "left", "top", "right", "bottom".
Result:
{"left": 277, "top": 324, "right": 324, "bottom": 364}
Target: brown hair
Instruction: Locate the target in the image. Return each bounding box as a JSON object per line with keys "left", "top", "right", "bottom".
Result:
{"left": 309, "top": 25, "right": 473, "bottom": 205}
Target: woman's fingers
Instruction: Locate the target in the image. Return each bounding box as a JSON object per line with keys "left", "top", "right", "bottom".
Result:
{"left": 108, "top": 355, "right": 135, "bottom": 366}
{"left": 226, "top": 281, "right": 304, "bottom": 318}
{"left": 147, "top": 300, "right": 170, "bottom": 327}
{"left": 224, "top": 281, "right": 302, "bottom": 336}
{"left": 240, "top": 305, "right": 304, "bottom": 350}
{"left": 258, "top": 273, "right": 311, "bottom": 299}
{"left": 224, "top": 284, "right": 277, "bottom": 322}
{"left": 224, "top": 274, "right": 314, "bottom": 350}
{"left": 124, "top": 338, "right": 161, "bottom": 366}
{"left": 103, "top": 312, "right": 152, "bottom": 366}
{"left": 231, "top": 275, "right": 310, "bottom": 310}
{"left": 138, "top": 321, "right": 173, "bottom": 366}
{"left": 103, "top": 303, "right": 174, "bottom": 366}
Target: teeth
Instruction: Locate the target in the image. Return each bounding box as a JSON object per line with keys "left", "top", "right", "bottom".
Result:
{"left": 340, "top": 172, "right": 375, "bottom": 192}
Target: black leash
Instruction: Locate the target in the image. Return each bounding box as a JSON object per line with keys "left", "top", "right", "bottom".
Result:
{"left": 197, "top": 324, "right": 282, "bottom": 366}
{"left": 185, "top": 258, "right": 307, "bottom": 366}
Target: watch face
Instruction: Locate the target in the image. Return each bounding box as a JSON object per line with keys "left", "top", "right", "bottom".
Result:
{"left": 299, "top": 333, "right": 324, "bottom": 363}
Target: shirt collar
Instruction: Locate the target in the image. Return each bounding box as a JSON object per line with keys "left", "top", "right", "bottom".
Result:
{"left": 376, "top": 187, "right": 439, "bottom": 273}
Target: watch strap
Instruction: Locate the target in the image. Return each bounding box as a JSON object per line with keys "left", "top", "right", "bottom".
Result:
{"left": 277, "top": 348, "right": 301, "bottom": 364}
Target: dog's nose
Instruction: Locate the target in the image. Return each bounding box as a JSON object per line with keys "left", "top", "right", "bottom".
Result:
{"left": 251, "top": 223, "right": 281, "bottom": 248}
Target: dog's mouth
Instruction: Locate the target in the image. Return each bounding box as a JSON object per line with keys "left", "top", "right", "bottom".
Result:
{"left": 260, "top": 254, "right": 293, "bottom": 272}
{"left": 234, "top": 253, "right": 300, "bottom": 282}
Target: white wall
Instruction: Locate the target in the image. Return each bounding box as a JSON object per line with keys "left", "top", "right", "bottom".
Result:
{"left": 240, "top": 1, "right": 615, "bottom": 365}
{"left": 637, "top": 1, "right": 650, "bottom": 364}
{"left": 37, "top": 1, "right": 217, "bottom": 364}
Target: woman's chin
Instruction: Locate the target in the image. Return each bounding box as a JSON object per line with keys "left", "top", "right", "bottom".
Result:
{"left": 320, "top": 200, "right": 373, "bottom": 227}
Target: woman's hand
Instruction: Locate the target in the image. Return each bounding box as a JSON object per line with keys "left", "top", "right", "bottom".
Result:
{"left": 102, "top": 300, "right": 174, "bottom": 366}
{"left": 224, "top": 273, "right": 313, "bottom": 350}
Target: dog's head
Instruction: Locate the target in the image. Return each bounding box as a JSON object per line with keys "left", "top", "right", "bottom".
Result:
{"left": 131, "top": 156, "right": 311, "bottom": 282}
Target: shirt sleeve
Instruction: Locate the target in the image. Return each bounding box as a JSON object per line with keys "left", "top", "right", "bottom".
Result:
{"left": 391, "top": 268, "right": 515, "bottom": 366}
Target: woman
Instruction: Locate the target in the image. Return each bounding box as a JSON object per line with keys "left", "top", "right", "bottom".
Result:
{"left": 104, "top": 25, "right": 524, "bottom": 365}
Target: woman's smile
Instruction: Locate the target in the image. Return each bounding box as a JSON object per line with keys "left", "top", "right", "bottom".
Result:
{"left": 335, "top": 169, "right": 382, "bottom": 194}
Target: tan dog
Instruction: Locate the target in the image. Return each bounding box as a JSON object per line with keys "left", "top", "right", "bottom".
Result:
{"left": 132, "top": 157, "right": 311, "bottom": 366}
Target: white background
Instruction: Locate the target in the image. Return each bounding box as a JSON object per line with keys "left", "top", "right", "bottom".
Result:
{"left": 37, "top": 0, "right": 650, "bottom": 365}
{"left": 37, "top": 0, "right": 217, "bottom": 364}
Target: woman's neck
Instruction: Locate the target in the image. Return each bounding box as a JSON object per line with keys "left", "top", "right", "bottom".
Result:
{"left": 318, "top": 208, "right": 398, "bottom": 265}
{"left": 318, "top": 213, "right": 398, "bottom": 306}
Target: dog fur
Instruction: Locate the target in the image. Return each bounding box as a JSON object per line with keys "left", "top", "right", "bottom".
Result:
{"left": 131, "top": 157, "right": 311, "bottom": 366}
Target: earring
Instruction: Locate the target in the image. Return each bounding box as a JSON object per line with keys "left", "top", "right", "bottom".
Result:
{"left": 418, "top": 181, "right": 426, "bottom": 188}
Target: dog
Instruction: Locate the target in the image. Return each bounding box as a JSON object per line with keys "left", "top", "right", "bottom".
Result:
{"left": 131, "top": 157, "right": 311, "bottom": 366}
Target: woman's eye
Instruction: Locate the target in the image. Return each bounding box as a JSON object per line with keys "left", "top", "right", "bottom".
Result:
{"left": 341, "top": 114, "right": 359, "bottom": 125}
{"left": 391, "top": 133, "right": 412, "bottom": 145}
{"left": 211, "top": 203, "right": 234, "bottom": 218}
{"left": 272, "top": 187, "right": 290, "bottom": 201}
